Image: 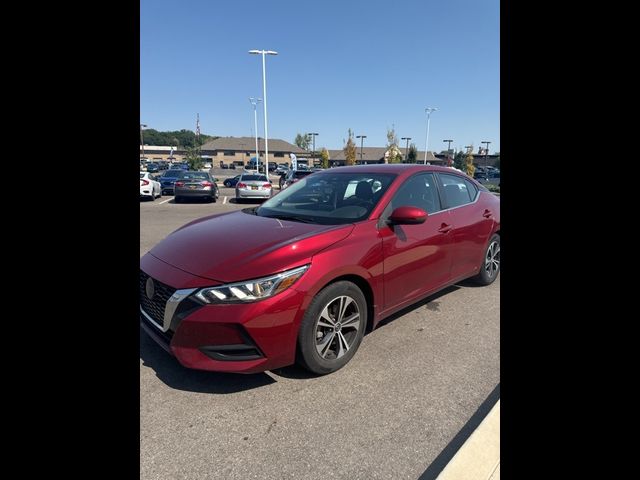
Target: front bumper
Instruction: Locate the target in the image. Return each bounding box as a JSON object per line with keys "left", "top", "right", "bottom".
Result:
{"left": 139, "top": 255, "right": 305, "bottom": 373}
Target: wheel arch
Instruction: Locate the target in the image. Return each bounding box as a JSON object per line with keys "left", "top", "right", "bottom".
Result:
{"left": 311, "top": 274, "right": 375, "bottom": 333}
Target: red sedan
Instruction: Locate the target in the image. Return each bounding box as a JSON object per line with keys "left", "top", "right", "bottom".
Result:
{"left": 140, "top": 165, "right": 500, "bottom": 375}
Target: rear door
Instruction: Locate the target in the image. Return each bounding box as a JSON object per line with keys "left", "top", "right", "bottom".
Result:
{"left": 436, "top": 173, "right": 494, "bottom": 280}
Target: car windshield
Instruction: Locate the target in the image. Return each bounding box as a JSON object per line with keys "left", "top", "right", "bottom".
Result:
{"left": 256, "top": 172, "right": 396, "bottom": 225}
{"left": 179, "top": 172, "right": 209, "bottom": 180}
{"left": 242, "top": 175, "right": 268, "bottom": 181}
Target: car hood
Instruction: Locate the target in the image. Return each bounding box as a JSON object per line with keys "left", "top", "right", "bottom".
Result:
{"left": 148, "top": 210, "right": 354, "bottom": 283}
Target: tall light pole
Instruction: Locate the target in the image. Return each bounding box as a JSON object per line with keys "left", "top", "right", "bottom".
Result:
{"left": 443, "top": 139, "right": 453, "bottom": 166}
{"left": 401, "top": 137, "right": 411, "bottom": 162}
{"left": 140, "top": 124, "right": 147, "bottom": 162}
{"left": 249, "top": 97, "right": 262, "bottom": 173}
{"left": 356, "top": 135, "right": 366, "bottom": 164}
{"left": 424, "top": 107, "right": 437, "bottom": 164}
{"left": 481, "top": 140, "right": 491, "bottom": 170}
{"left": 249, "top": 49, "right": 278, "bottom": 177}
{"left": 308, "top": 132, "right": 318, "bottom": 167}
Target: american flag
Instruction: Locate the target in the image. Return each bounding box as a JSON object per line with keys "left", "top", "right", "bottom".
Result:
{"left": 196, "top": 113, "right": 200, "bottom": 139}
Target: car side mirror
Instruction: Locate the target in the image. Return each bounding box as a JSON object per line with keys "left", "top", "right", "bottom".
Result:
{"left": 388, "top": 206, "right": 427, "bottom": 225}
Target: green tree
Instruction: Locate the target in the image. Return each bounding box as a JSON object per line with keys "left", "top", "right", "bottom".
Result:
{"left": 294, "top": 133, "right": 310, "bottom": 150}
{"left": 185, "top": 146, "right": 203, "bottom": 171}
{"left": 385, "top": 127, "right": 402, "bottom": 163}
{"left": 407, "top": 144, "right": 418, "bottom": 163}
{"left": 320, "top": 148, "right": 330, "bottom": 169}
{"left": 454, "top": 151, "right": 465, "bottom": 170}
{"left": 343, "top": 129, "right": 357, "bottom": 166}
{"left": 465, "top": 150, "right": 475, "bottom": 177}
{"left": 142, "top": 129, "right": 216, "bottom": 148}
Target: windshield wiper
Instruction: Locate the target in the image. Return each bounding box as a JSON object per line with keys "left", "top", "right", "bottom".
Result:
{"left": 262, "top": 214, "right": 316, "bottom": 224}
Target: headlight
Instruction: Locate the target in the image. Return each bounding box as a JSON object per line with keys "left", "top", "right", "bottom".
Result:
{"left": 194, "top": 265, "right": 310, "bottom": 304}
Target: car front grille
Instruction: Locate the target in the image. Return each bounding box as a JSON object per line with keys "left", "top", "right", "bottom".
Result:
{"left": 140, "top": 270, "right": 177, "bottom": 329}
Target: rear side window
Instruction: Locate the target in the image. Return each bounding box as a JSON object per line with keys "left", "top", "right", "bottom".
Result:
{"left": 439, "top": 173, "right": 475, "bottom": 208}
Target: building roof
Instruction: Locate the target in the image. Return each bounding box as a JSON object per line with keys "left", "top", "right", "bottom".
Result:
{"left": 200, "top": 136, "right": 307, "bottom": 154}
{"left": 326, "top": 147, "right": 439, "bottom": 162}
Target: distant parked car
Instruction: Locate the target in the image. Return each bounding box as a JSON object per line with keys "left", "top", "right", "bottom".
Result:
{"left": 174, "top": 171, "right": 219, "bottom": 203}
{"left": 159, "top": 169, "right": 185, "bottom": 195}
{"left": 223, "top": 175, "right": 241, "bottom": 188}
{"left": 146, "top": 162, "right": 159, "bottom": 173}
{"left": 281, "top": 169, "right": 314, "bottom": 189}
{"left": 140, "top": 172, "right": 161, "bottom": 200}
{"left": 235, "top": 173, "right": 272, "bottom": 201}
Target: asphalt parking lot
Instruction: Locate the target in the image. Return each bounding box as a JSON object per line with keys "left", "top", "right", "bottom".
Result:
{"left": 140, "top": 188, "right": 500, "bottom": 480}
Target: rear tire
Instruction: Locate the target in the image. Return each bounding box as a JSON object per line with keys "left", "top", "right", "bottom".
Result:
{"left": 297, "top": 281, "right": 367, "bottom": 375}
{"left": 473, "top": 233, "right": 500, "bottom": 285}
{"left": 175, "top": 196, "right": 182, "bottom": 203}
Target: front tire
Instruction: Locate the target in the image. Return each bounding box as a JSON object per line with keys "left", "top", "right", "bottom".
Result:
{"left": 297, "top": 281, "right": 367, "bottom": 375}
{"left": 473, "top": 233, "right": 500, "bottom": 285}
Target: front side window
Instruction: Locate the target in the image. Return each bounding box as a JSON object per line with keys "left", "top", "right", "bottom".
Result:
{"left": 256, "top": 172, "right": 397, "bottom": 225}
{"left": 383, "top": 173, "right": 442, "bottom": 216}
{"left": 439, "top": 173, "right": 475, "bottom": 208}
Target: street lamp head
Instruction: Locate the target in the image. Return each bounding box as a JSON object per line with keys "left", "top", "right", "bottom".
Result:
{"left": 248, "top": 50, "right": 261, "bottom": 54}
{"left": 140, "top": 124, "right": 147, "bottom": 128}
{"left": 425, "top": 107, "right": 438, "bottom": 113}
{"left": 265, "top": 50, "right": 278, "bottom": 55}
{"left": 356, "top": 135, "right": 367, "bottom": 139}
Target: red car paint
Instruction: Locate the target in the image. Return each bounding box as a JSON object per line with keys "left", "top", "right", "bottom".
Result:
{"left": 140, "top": 165, "right": 499, "bottom": 373}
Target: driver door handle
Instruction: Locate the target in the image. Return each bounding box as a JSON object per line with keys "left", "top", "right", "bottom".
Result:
{"left": 438, "top": 223, "right": 452, "bottom": 234}
{"left": 483, "top": 209, "right": 493, "bottom": 218}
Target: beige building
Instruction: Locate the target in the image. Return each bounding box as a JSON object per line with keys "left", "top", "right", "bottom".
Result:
{"left": 139, "top": 146, "right": 186, "bottom": 162}
{"left": 326, "top": 147, "right": 441, "bottom": 167}
{"left": 200, "top": 137, "right": 308, "bottom": 167}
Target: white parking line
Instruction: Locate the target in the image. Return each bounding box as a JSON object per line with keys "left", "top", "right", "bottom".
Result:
{"left": 158, "top": 198, "right": 172, "bottom": 205}
{"left": 223, "top": 196, "right": 227, "bottom": 204}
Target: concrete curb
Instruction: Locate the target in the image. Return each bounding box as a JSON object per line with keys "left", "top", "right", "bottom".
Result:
{"left": 436, "top": 399, "right": 500, "bottom": 480}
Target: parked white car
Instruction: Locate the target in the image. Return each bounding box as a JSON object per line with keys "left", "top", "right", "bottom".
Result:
{"left": 140, "top": 172, "right": 161, "bottom": 200}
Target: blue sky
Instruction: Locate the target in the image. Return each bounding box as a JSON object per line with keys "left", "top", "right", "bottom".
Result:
{"left": 141, "top": 0, "right": 499, "bottom": 154}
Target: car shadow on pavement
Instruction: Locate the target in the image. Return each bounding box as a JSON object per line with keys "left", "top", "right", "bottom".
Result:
{"left": 374, "top": 285, "right": 461, "bottom": 330}
{"left": 140, "top": 326, "right": 276, "bottom": 394}
{"left": 271, "top": 285, "right": 462, "bottom": 381}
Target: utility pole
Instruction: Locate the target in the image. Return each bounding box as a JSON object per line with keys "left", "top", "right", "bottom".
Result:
{"left": 481, "top": 141, "right": 491, "bottom": 170}
{"left": 140, "top": 124, "right": 147, "bottom": 162}
{"left": 443, "top": 139, "right": 453, "bottom": 166}
{"left": 401, "top": 137, "right": 412, "bottom": 162}
{"left": 356, "top": 135, "right": 367, "bottom": 164}
{"left": 308, "top": 133, "right": 319, "bottom": 167}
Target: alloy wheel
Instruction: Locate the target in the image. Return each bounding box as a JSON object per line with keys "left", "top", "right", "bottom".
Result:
{"left": 484, "top": 240, "right": 500, "bottom": 278}
{"left": 315, "top": 295, "right": 361, "bottom": 360}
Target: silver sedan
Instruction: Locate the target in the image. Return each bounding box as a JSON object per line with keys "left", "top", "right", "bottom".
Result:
{"left": 235, "top": 173, "right": 273, "bottom": 201}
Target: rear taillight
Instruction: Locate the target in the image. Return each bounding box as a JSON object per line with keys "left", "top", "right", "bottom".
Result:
{"left": 237, "top": 182, "right": 247, "bottom": 188}
{"left": 201, "top": 181, "right": 213, "bottom": 187}
{"left": 175, "top": 181, "right": 184, "bottom": 187}
{"left": 263, "top": 183, "right": 272, "bottom": 188}
{"left": 141, "top": 180, "right": 149, "bottom": 186}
